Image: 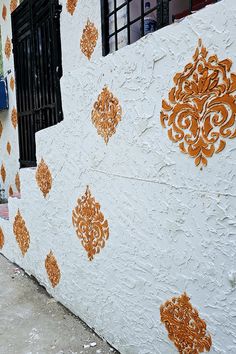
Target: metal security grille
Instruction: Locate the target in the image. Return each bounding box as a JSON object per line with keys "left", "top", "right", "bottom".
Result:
{"left": 12, "top": 0, "right": 63, "bottom": 168}
{"left": 101, "top": 0, "right": 218, "bottom": 56}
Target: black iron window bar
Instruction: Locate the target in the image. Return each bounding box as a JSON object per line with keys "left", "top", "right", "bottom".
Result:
{"left": 101, "top": 0, "right": 218, "bottom": 56}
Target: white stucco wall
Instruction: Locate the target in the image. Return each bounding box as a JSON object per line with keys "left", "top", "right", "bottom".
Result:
{"left": 1, "top": 0, "right": 236, "bottom": 353}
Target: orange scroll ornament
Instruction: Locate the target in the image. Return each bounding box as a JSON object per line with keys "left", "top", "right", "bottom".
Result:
{"left": 45, "top": 251, "right": 61, "bottom": 288}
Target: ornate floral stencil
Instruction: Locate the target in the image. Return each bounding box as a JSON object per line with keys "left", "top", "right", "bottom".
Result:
{"left": 161, "top": 39, "right": 236, "bottom": 168}
{"left": 13, "top": 210, "right": 30, "bottom": 256}
{"left": 35, "top": 158, "right": 52, "bottom": 198}
{"left": 9, "top": 185, "right": 13, "bottom": 196}
{"left": 160, "top": 292, "right": 212, "bottom": 354}
{"left": 0, "top": 121, "right": 3, "bottom": 138}
{"left": 1, "top": 163, "right": 6, "bottom": 183}
{"left": 6, "top": 141, "right": 11, "bottom": 155}
{"left": 72, "top": 186, "right": 109, "bottom": 261}
{"left": 10, "top": 0, "right": 18, "bottom": 13}
{"left": 45, "top": 251, "right": 61, "bottom": 288}
{"left": 92, "top": 86, "right": 122, "bottom": 144}
{"left": 5, "top": 36, "right": 11, "bottom": 60}
{"left": 15, "top": 172, "right": 20, "bottom": 193}
{"left": 66, "top": 0, "right": 78, "bottom": 15}
{"left": 80, "top": 20, "right": 98, "bottom": 60}
{"left": 0, "top": 227, "right": 4, "bottom": 249}
{"left": 2, "top": 4, "right": 7, "bottom": 20}
{"left": 11, "top": 107, "right": 18, "bottom": 129}
{"left": 10, "top": 76, "right": 15, "bottom": 91}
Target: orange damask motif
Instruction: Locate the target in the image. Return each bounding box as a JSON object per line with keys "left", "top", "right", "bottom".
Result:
{"left": 6, "top": 141, "right": 11, "bottom": 155}
{"left": 35, "top": 159, "right": 52, "bottom": 198}
{"left": 13, "top": 210, "right": 30, "bottom": 256}
{"left": 92, "top": 86, "right": 122, "bottom": 144}
{"left": 161, "top": 39, "right": 236, "bottom": 168}
{"left": 11, "top": 107, "right": 18, "bottom": 129}
{"left": 10, "top": 0, "right": 18, "bottom": 13}
{"left": 15, "top": 172, "right": 20, "bottom": 193}
{"left": 1, "top": 163, "right": 6, "bottom": 183}
{"left": 10, "top": 76, "right": 15, "bottom": 91}
{"left": 5, "top": 36, "right": 11, "bottom": 60}
{"left": 45, "top": 251, "right": 61, "bottom": 288}
{"left": 72, "top": 186, "right": 109, "bottom": 261}
{"left": 9, "top": 185, "right": 13, "bottom": 197}
{"left": 2, "top": 4, "right": 7, "bottom": 20}
{"left": 66, "top": 0, "right": 78, "bottom": 15}
{"left": 80, "top": 20, "right": 98, "bottom": 60}
{"left": 160, "top": 292, "right": 212, "bottom": 354}
{"left": 0, "top": 227, "right": 4, "bottom": 249}
{"left": 0, "top": 121, "right": 3, "bottom": 138}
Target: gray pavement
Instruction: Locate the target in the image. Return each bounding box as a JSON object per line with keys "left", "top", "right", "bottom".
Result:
{"left": 0, "top": 255, "right": 118, "bottom": 354}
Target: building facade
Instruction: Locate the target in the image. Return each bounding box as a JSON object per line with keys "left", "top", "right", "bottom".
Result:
{"left": 0, "top": 0, "right": 236, "bottom": 353}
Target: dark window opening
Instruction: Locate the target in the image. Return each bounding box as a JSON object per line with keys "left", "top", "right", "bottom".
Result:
{"left": 12, "top": 0, "right": 63, "bottom": 168}
{"left": 101, "top": 0, "right": 219, "bottom": 56}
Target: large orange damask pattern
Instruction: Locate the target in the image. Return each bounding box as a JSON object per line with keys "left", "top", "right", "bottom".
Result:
{"left": 92, "top": 86, "right": 122, "bottom": 144}
{"left": 35, "top": 159, "right": 52, "bottom": 198}
{"left": 161, "top": 39, "right": 236, "bottom": 168}
{"left": 80, "top": 20, "right": 98, "bottom": 60}
{"left": 72, "top": 186, "right": 109, "bottom": 261}
{"left": 160, "top": 292, "right": 212, "bottom": 354}
{"left": 15, "top": 172, "right": 20, "bottom": 193}
{"left": 13, "top": 210, "right": 30, "bottom": 256}
{"left": 2, "top": 4, "right": 7, "bottom": 20}
{"left": 11, "top": 107, "right": 18, "bottom": 129}
{"left": 5, "top": 36, "right": 11, "bottom": 60}
{"left": 66, "top": 0, "right": 78, "bottom": 15}
{"left": 1, "top": 163, "right": 6, "bottom": 183}
{"left": 10, "top": 0, "right": 18, "bottom": 13}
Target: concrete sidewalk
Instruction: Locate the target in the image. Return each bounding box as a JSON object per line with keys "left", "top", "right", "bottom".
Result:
{"left": 0, "top": 255, "right": 118, "bottom": 354}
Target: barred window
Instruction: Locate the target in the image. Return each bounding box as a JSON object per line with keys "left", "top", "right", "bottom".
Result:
{"left": 101, "top": 0, "right": 218, "bottom": 56}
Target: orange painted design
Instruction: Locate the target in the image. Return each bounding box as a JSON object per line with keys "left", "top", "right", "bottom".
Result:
{"left": 72, "top": 186, "right": 109, "bottom": 261}
{"left": 10, "top": 0, "right": 18, "bottom": 13}
{"left": 11, "top": 107, "right": 18, "bottom": 129}
{"left": 1, "top": 163, "right": 6, "bottom": 183}
{"left": 15, "top": 172, "right": 20, "bottom": 193}
{"left": 66, "top": 0, "right": 78, "bottom": 15}
{"left": 10, "top": 76, "right": 15, "bottom": 91}
{"left": 0, "top": 227, "right": 4, "bottom": 249}
{"left": 9, "top": 185, "right": 13, "bottom": 197}
{"left": 161, "top": 39, "right": 236, "bottom": 169}
{"left": 0, "top": 121, "right": 3, "bottom": 138}
{"left": 2, "top": 4, "right": 7, "bottom": 20}
{"left": 4, "top": 36, "right": 11, "bottom": 60}
{"left": 92, "top": 86, "right": 122, "bottom": 144}
{"left": 6, "top": 141, "right": 11, "bottom": 155}
{"left": 35, "top": 158, "right": 52, "bottom": 198}
{"left": 80, "top": 20, "right": 98, "bottom": 60}
{"left": 13, "top": 210, "right": 30, "bottom": 256}
{"left": 45, "top": 251, "right": 61, "bottom": 288}
{"left": 160, "top": 292, "right": 212, "bottom": 354}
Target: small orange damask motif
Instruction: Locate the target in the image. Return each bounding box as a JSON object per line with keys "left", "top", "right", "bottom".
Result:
{"left": 160, "top": 292, "right": 212, "bottom": 354}
{"left": 10, "top": 0, "right": 18, "bottom": 13}
{"left": 11, "top": 107, "right": 18, "bottom": 129}
{"left": 161, "top": 39, "right": 236, "bottom": 168}
{"left": 45, "top": 251, "right": 61, "bottom": 288}
{"left": 0, "top": 121, "right": 3, "bottom": 138}
{"left": 92, "top": 86, "right": 122, "bottom": 144}
{"left": 6, "top": 141, "right": 11, "bottom": 155}
{"left": 72, "top": 186, "right": 109, "bottom": 261}
{"left": 13, "top": 210, "right": 30, "bottom": 256}
{"left": 10, "top": 76, "right": 15, "bottom": 91}
{"left": 66, "top": 0, "right": 78, "bottom": 15}
{"left": 15, "top": 172, "right": 20, "bottom": 193}
{"left": 9, "top": 185, "right": 13, "bottom": 197}
{"left": 35, "top": 158, "right": 52, "bottom": 198}
{"left": 5, "top": 36, "right": 11, "bottom": 60}
{"left": 1, "top": 163, "right": 6, "bottom": 183}
{"left": 80, "top": 20, "right": 98, "bottom": 60}
{"left": 0, "top": 227, "right": 4, "bottom": 249}
{"left": 2, "top": 4, "right": 7, "bottom": 20}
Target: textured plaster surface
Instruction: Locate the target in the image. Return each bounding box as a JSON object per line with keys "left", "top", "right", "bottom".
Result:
{"left": 0, "top": 254, "right": 117, "bottom": 354}
{"left": 0, "top": 0, "right": 236, "bottom": 353}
